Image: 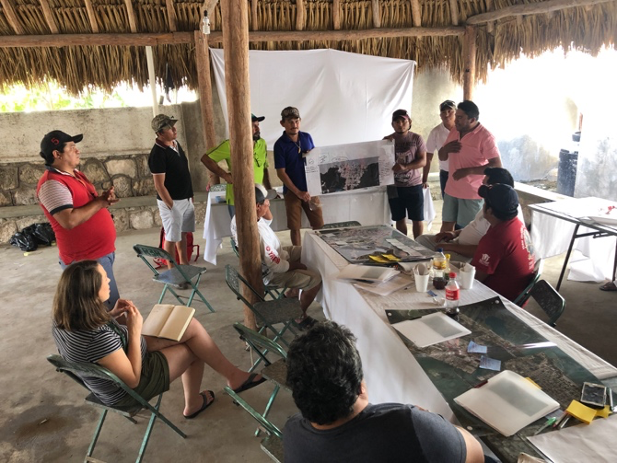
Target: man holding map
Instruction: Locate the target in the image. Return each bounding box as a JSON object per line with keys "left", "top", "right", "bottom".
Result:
{"left": 274, "top": 106, "right": 324, "bottom": 246}
{"left": 383, "top": 109, "right": 427, "bottom": 238}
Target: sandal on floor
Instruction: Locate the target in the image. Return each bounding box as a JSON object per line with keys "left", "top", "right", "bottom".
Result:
{"left": 183, "top": 390, "right": 215, "bottom": 419}
{"left": 233, "top": 373, "right": 267, "bottom": 394}
{"left": 599, "top": 282, "right": 617, "bottom": 292}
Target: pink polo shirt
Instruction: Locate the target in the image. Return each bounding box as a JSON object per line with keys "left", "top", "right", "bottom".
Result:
{"left": 444, "top": 123, "right": 500, "bottom": 200}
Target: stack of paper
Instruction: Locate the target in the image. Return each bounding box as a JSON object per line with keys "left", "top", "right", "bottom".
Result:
{"left": 454, "top": 370, "right": 560, "bottom": 436}
{"left": 391, "top": 312, "right": 471, "bottom": 348}
{"left": 337, "top": 264, "right": 400, "bottom": 283}
{"left": 353, "top": 275, "right": 411, "bottom": 296}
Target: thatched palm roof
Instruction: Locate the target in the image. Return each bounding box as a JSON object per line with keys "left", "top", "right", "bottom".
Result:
{"left": 0, "top": 0, "right": 616, "bottom": 95}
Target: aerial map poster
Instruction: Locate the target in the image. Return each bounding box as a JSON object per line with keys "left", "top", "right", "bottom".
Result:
{"left": 305, "top": 140, "right": 395, "bottom": 197}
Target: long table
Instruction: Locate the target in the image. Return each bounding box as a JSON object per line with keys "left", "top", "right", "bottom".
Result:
{"left": 530, "top": 197, "right": 617, "bottom": 289}
{"left": 302, "top": 228, "right": 616, "bottom": 461}
{"left": 202, "top": 186, "right": 390, "bottom": 264}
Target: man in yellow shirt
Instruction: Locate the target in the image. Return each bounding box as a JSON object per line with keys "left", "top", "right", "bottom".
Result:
{"left": 201, "top": 113, "right": 272, "bottom": 217}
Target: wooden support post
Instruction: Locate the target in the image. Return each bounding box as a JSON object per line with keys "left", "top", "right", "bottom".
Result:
{"left": 220, "top": 0, "right": 262, "bottom": 330}
{"left": 123, "top": 0, "right": 138, "bottom": 33}
{"left": 410, "top": 0, "right": 422, "bottom": 27}
{"left": 165, "top": 0, "right": 178, "bottom": 32}
{"left": 0, "top": 0, "right": 25, "bottom": 34}
{"left": 83, "top": 0, "right": 100, "bottom": 33}
{"left": 449, "top": 0, "right": 459, "bottom": 25}
{"left": 39, "top": 0, "right": 59, "bottom": 34}
{"left": 332, "top": 0, "right": 341, "bottom": 30}
{"left": 372, "top": 0, "right": 381, "bottom": 28}
{"left": 296, "top": 0, "right": 305, "bottom": 31}
{"left": 463, "top": 25, "right": 476, "bottom": 101}
{"left": 194, "top": 30, "right": 219, "bottom": 185}
{"left": 251, "top": 0, "right": 259, "bottom": 31}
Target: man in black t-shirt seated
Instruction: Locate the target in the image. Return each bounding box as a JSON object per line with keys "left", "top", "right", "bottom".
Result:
{"left": 283, "top": 321, "right": 484, "bottom": 463}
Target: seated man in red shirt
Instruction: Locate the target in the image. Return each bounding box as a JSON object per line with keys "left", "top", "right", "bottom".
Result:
{"left": 471, "top": 184, "right": 536, "bottom": 301}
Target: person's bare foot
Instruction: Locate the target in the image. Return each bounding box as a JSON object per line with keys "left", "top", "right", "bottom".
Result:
{"left": 183, "top": 390, "right": 215, "bottom": 419}
{"left": 229, "top": 373, "right": 266, "bottom": 393}
{"left": 599, "top": 282, "right": 617, "bottom": 291}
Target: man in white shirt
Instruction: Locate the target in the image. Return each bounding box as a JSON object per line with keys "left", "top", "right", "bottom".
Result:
{"left": 231, "top": 185, "right": 322, "bottom": 330}
{"left": 422, "top": 100, "right": 456, "bottom": 197}
{"left": 416, "top": 167, "right": 523, "bottom": 262}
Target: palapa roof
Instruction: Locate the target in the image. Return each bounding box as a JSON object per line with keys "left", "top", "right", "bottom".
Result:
{"left": 0, "top": 0, "right": 616, "bottom": 96}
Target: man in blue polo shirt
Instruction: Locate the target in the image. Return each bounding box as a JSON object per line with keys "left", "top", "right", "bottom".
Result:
{"left": 148, "top": 114, "right": 194, "bottom": 271}
{"left": 274, "top": 107, "right": 324, "bottom": 246}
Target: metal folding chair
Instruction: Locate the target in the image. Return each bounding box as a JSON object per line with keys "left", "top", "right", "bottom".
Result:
{"left": 233, "top": 322, "right": 289, "bottom": 436}
{"left": 225, "top": 265, "right": 301, "bottom": 349}
{"left": 514, "top": 259, "right": 544, "bottom": 306}
{"left": 528, "top": 279, "right": 566, "bottom": 326}
{"left": 230, "top": 238, "right": 287, "bottom": 300}
{"left": 47, "top": 354, "right": 185, "bottom": 463}
{"left": 133, "top": 244, "right": 215, "bottom": 313}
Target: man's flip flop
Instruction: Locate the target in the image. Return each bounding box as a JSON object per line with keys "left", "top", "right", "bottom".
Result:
{"left": 233, "top": 373, "right": 267, "bottom": 394}
{"left": 183, "top": 390, "right": 215, "bottom": 419}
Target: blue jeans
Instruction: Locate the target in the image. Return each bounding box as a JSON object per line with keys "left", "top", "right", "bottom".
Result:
{"left": 60, "top": 252, "right": 119, "bottom": 310}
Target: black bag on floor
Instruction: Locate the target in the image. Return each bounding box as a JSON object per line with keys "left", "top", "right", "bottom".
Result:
{"left": 9, "top": 231, "right": 38, "bottom": 252}
{"left": 33, "top": 222, "right": 55, "bottom": 245}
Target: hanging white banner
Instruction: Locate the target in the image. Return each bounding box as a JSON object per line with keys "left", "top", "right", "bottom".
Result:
{"left": 210, "top": 48, "right": 415, "bottom": 149}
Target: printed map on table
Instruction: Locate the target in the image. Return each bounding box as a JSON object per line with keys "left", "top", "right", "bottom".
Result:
{"left": 305, "top": 140, "right": 394, "bottom": 196}
{"left": 318, "top": 225, "right": 433, "bottom": 264}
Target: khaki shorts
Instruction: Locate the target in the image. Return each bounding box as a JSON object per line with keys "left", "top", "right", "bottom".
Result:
{"left": 284, "top": 192, "right": 324, "bottom": 231}
{"left": 268, "top": 246, "right": 321, "bottom": 290}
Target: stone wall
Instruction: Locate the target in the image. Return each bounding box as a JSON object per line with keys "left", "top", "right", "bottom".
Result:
{"left": 0, "top": 153, "right": 156, "bottom": 208}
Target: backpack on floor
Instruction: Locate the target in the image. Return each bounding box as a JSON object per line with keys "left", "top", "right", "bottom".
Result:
{"left": 153, "top": 228, "right": 200, "bottom": 268}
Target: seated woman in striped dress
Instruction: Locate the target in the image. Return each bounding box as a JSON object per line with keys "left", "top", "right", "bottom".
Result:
{"left": 52, "top": 260, "right": 264, "bottom": 419}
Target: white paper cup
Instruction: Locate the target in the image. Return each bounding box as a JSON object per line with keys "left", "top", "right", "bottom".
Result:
{"left": 460, "top": 266, "right": 476, "bottom": 289}
{"left": 414, "top": 273, "right": 430, "bottom": 292}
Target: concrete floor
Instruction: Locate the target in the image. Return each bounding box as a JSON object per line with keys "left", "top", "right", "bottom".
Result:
{"left": 0, "top": 211, "right": 615, "bottom": 462}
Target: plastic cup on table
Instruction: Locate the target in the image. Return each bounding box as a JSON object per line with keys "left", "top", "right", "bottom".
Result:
{"left": 414, "top": 273, "right": 430, "bottom": 293}
{"left": 459, "top": 265, "right": 476, "bottom": 290}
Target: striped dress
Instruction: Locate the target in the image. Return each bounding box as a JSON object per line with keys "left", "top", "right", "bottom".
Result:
{"left": 52, "top": 320, "right": 147, "bottom": 405}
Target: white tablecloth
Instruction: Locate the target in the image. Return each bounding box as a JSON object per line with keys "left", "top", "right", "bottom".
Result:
{"left": 302, "top": 231, "right": 616, "bottom": 421}
{"left": 531, "top": 197, "right": 617, "bottom": 282}
{"left": 202, "top": 187, "right": 390, "bottom": 264}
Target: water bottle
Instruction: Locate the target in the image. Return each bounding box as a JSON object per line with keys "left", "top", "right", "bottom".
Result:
{"left": 432, "top": 248, "right": 447, "bottom": 289}
{"left": 445, "top": 272, "right": 460, "bottom": 315}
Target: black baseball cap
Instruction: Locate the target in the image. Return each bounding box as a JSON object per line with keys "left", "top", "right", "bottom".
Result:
{"left": 251, "top": 113, "right": 265, "bottom": 122}
{"left": 478, "top": 183, "right": 519, "bottom": 216}
{"left": 40, "top": 131, "right": 83, "bottom": 163}
{"left": 392, "top": 109, "right": 411, "bottom": 123}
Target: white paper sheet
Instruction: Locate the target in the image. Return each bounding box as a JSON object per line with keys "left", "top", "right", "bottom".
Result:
{"left": 305, "top": 140, "right": 395, "bottom": 197}
{"left": 527, "top": 414, "right": 617, "bottom": 463}
{"left": 392, "top": 312, "right": 471, "bottom": 348}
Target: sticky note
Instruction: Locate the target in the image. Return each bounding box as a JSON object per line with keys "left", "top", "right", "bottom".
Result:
{"left": 595, "top": 405, "right": 611, "bottom": 418}
{"left": 524, "top": 377, "right": 542, "bottom": 389}
{"left": 479, "top": 356, "right": 501, "bottom": 371}
{"left": 369, "top": 255, "right": 390, "bottom": 263}
{"left": 467, "top": 341, "right": 488, "bottom": 354}
{"left": 382, "top": 254, "right": 400, "bottom": 262}
{"left": 566, "top": 400, "right": 597, "bottom": 424}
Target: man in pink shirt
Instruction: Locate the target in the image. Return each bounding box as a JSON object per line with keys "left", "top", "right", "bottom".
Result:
{"left": 438, "top": 101, "right": 502, "bottom": 231}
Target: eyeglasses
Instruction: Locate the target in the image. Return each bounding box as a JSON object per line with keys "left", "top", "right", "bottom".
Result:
{"left": 440, "top": 100, "right": 456, "bottom": 110}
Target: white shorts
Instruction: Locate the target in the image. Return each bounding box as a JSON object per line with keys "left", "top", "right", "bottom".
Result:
{"left": 157, "top": 198, "right": 195, "bottom": 242}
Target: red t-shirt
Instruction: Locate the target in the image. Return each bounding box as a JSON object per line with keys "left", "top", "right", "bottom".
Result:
{"left": 37, "top": 167, "right": 116, "bottom": 264}
{"left": 471, "top": 217, "right": 536, "bottom": 301}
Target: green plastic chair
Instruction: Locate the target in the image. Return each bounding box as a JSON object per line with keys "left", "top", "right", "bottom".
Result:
{"left": 225, "top": 265, "right": 301, "bottom": 348}
{"left": 133, "top": 244, "right": 215, "bottom": 312}
{"left": 47, "top": 354, "right": 185, "bottom": 463}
